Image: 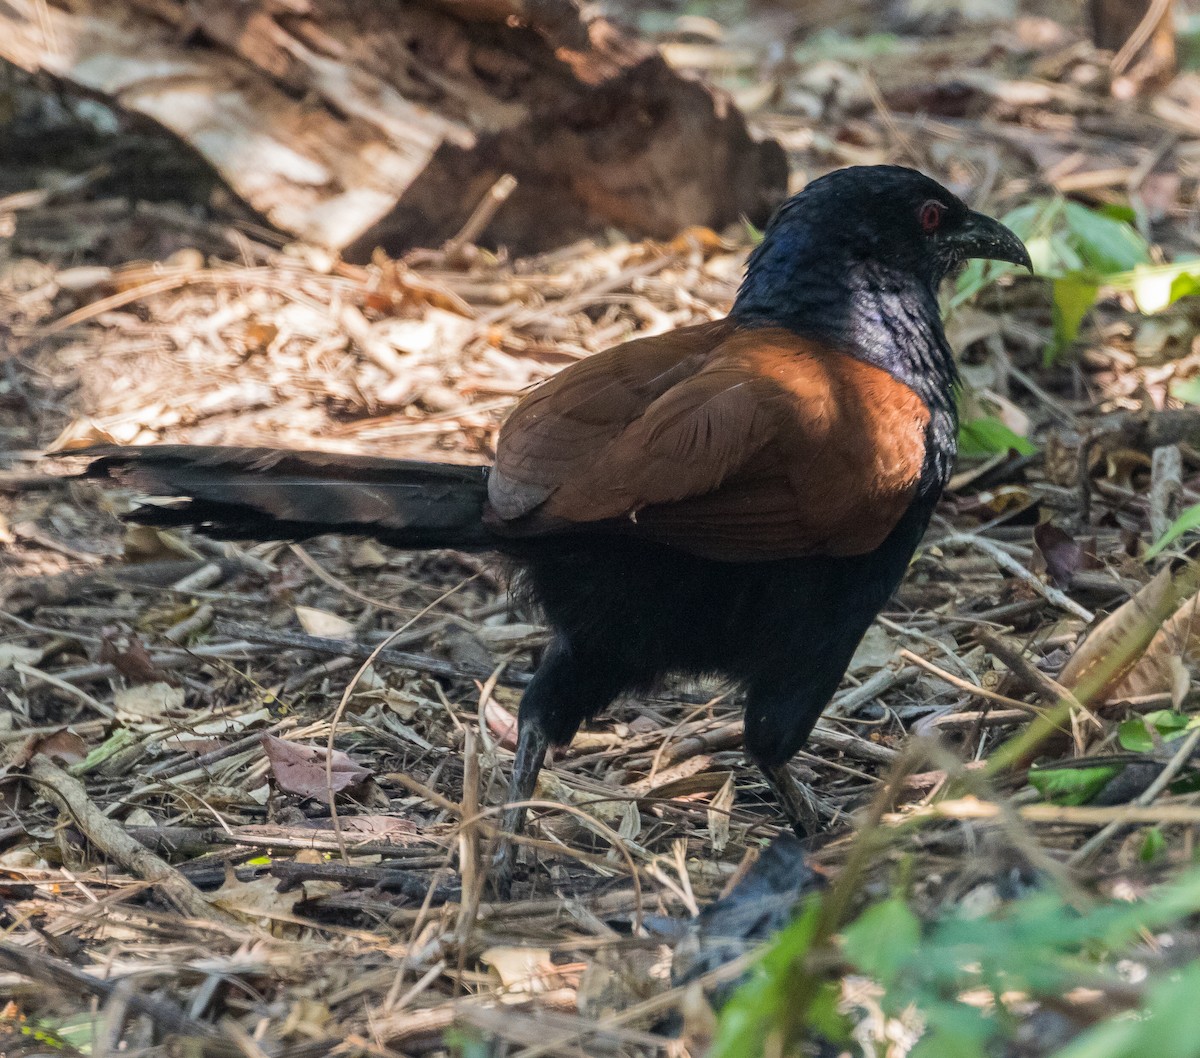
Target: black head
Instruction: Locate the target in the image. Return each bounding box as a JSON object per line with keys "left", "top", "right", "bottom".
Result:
{"left": 737, "top": 165, "right": 1030, "bottom": 304}
{"left": 731, "top": 166, "right": 1029, "bottom": 492}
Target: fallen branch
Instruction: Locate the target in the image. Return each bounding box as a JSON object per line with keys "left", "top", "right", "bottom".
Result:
{"left": 23, "top": 755, "right": 242, "bottom": 927}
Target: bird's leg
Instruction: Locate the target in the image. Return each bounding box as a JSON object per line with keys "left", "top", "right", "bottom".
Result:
{"left": 744, "top": 683, "right": 837, "bottom": 840}
{"left": 490, "top": 716, "right": 550, "bottom": 893}
{"left": 486, "top": 634, "right": 627, "bottom": 896}
{"left": 758, "top": 761, "right": 821, "bottom": 839}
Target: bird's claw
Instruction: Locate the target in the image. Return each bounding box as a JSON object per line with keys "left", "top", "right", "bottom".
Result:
{"left": 487, "top": 838, "right": 518, "bottom": 900}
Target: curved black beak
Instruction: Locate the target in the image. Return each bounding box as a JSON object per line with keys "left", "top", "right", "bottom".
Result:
{"left": 949, "top": 209, "right": 1033, "bottom": 272}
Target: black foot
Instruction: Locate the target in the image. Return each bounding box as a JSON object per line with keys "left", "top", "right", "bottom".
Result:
{"left": 760, "top": 761, "right": 823, "bottom": 838}
{"left": 487, "top": 839, "right": 516, "bottom": 900}
{"left": 485, "top": 717, "right": 550, "bottom": 900}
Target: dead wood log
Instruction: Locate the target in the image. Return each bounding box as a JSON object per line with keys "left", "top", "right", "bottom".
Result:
{"left": 0, "top": 0, "right": 787, "bottom": 255}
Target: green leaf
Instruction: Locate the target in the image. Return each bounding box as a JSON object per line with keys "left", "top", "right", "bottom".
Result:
{"left": 1050, "top": 960, "right": 1200, "bottom": 1058}
{"left": 1141, "top": 827, "right": 1167, "bottom": 862}
{"left": 1028, "top": 764, "right": 1122, "bottom": 805}
{"left": 711, "top": 897, "right": 823, "bottom": 1058}
{"left": 1145, "top": 502, "right": 1200, "bottom": 559}
{"left": 1062, "top": 201, "right": 1152, "bottom": 273}
{"left": 1170, "top": 376, "right": 1200, "bottom": 406}
{"left": 843, "top": 895, "right": 921, "bottom": 981}
{"left": 792, "top": 29, "right": 907, "bottom": 65}
{"left": 911, "top": 1000, "right": 994, "bottom": 1058}
{"left": 1117, "top": 710, "right": 1193, "bottom": 752}
{"left": 1171, "top": 772, "right": 1200, "bottom": 795}
{"left": 950, "top": 199, "right": 1058, "bottom": 308}
{"left": 1182, "top": 17, "right": 1200, "bottom": 70}
{"left": 806, "top": 981, "right": 853, "bottom": 1043}
{"left": 447, "top": 1029, "right": 494, "bottom": 1058}
{"left": 999, "top": 200, "right": 1061, "bottom": 242}
{"left": 1050, "top": 276, "right": 1101, "bottom": 359}
{"left": 958, "top": 417, "right": 1037, "bottom": 458}
{"left": 29, "top": 1014, "right": 96, "bottom": 1050}
{"left": 1097, "top": 202, "right": 1138, "bottom": 225}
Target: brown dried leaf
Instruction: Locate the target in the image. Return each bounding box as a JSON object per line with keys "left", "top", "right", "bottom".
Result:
{"left": 99, "top": 632, "right": 164, "bottom": 684}
{"left": 664, "top": 225, "right": 732, "bottom": 256}
{"left": 45, "top": 418, "right": 121, "bottom": 452}
{"left": 482, "top": 697, "right": 519, "bottom": 750}
{"left": 1059, "top": 553, "right": 1200, "bottom": 702}
{"left": 10, "top": 729, "right": 88, "bottom": 768}
{"left": 479, "top": 946, "right": 562, "bottom": 993}
{"left": 1033, "top": 523, "right": 1097, "bottom": 588}
{"left": 210, "top": 870, "right": 303, "bottom": 923}
{"left": 708, "top": 774, "right": 735, "bottom": 854}
{"left": 1110, "top": 590, "right": 1200, "bottom": 702}
{"left": 114, "top": 682, "right": 186, "bottom": 721}
{"left": 30, "top": 730, "right": 88, "bottom": 766}
{"left": 261, "top": 734, "right": 371, "bottom": 802}
{"left": 294, "top": 606, "right": 355, "bottom": 640}
{"left": 122, "top": 525, "right": 203, "bottom": 562}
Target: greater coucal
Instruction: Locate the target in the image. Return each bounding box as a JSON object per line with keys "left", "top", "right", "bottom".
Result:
{"left": 83, "top": 165, "right": 1030, "bottom": 866}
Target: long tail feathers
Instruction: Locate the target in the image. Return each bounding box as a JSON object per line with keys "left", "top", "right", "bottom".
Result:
{"left": 82, "top": 445, "right": 494, "bottom": 550}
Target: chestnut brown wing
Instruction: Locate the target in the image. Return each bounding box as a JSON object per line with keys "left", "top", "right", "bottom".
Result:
{"left": 488, "top": 325, "right": 931, "bottom": 560}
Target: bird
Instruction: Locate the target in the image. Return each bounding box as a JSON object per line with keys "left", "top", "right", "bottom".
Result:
{"left": 82, "top": 165, "right": 1030, "bottom": 878}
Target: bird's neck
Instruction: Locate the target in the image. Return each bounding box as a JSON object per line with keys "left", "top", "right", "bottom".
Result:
{"left": 732, "top": 258, "right": 959, "bottom": 496}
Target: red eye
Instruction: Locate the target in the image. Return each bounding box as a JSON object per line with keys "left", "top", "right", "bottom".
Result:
{"left": 919, "top": 200, "right": 944, "bottom": 233}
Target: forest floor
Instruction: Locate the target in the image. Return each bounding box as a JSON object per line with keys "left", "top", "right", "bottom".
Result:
{"left": 3, "top": 2, "right": 1200, "bottom": 1056}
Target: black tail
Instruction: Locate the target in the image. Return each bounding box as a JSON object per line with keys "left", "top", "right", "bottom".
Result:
{"left": 82, "top": 445, "right": 494, "bottom": 550}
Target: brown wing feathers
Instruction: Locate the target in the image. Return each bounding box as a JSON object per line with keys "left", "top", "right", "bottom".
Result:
{"left": 486, "top": 320, "right": 731, "bottom": 519}
{"left": 486, "top": 323, "right": 931, "bottom": 561}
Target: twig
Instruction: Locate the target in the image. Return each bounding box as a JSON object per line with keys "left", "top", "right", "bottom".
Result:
{"left": 0, "top": 718, "right": 109, "bottom": 743}
{"left": 23, "top": 755, "right": 241, "bottom": 926}
{"left": 32, "top": 641, "right": 273, "bottom": 686}
{"left": 808, "top": 722, "right": 901, "bottom": 765}
{"left": 290, "top": 542, "right": 412, "bottom": 615}
{"left": 0, "top": 941, "right": 230, "bottom": 1050}
{"left": 1111, "top": 0, "right": 1175, "bottom": 74}
{"left": 218, "top": 621, "right": 531, "bottom": 685}
{"left": 141, "top": 718, "right": 297, "bottom": 779}
{"left": 929, "top": 708, "right": 1031, "bottom": 730}
{"left": 171, "top": 562, "right": 227, "bottom": 594}
{"left": 1149, "top": 445, "right": 1183, "bottom": 544}
{"left": 444, "top": 173, "right": 518, "bottom": 260}
{"left": 455, "top": 729, "right": 482, "bottom": 993}
{"left": 124, "top": 823, "right": 448, "bottom": 862}
{"left": 826, "top": 665, "right": 917, "bottom": 718}
{"left": 939, "top": 533, "right": 1095, "bottom": 622}
{"left": 975, "top": 630, "right": 1097, "bottom": 735}
{"left": 899, "top": 649, "right": 1045, "bottom": 715}
{"left": 12, "top": 661, "right": 116, "bottom": 718}
{"left": 325, "top": 574, "right": 479, "bottom": 859}
{"left": 902, "top": 795, "right": 1200, "bottom": 827}
{"left": 163, "top": 602, "right": 215, "bottom": 644}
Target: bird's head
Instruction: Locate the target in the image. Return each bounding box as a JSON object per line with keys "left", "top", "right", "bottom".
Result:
{"left": 734, "top": 165, "right": 1030, "bottom": 324}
